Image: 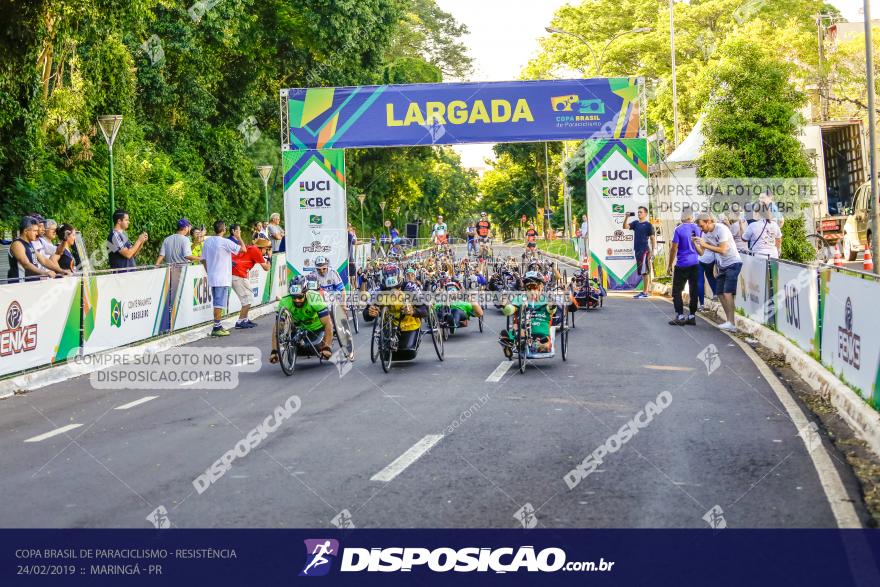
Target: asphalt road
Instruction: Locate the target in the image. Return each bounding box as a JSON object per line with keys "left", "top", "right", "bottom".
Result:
{"left": 0, "top": 247, "right": 869, "bottom": 529}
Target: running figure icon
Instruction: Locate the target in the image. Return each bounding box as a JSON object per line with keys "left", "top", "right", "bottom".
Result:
{"left": 300, "top": 539, "right": 340, "bottom": 576}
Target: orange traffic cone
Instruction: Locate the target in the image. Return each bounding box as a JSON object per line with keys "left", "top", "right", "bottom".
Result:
{"left": 864, "top": 249, "right": 874, "bottom": 272}
{"left": 833, "top": 244, "right": 843, "bottom": 267}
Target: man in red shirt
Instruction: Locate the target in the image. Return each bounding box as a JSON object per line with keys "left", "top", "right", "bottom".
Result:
{"left": 230, "top": 230, "right": 272, "bottom": 329}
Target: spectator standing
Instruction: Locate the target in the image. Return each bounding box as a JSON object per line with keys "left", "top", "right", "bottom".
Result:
{"left": 52, "top": 224, "right": 77, "bottom": 273}
{"left": 623, "top": 206, "right": 656, "bottom": 298}
{"left": 267, "top": 212, "right": 285, "bottom": 254}
{"left": 580, "top": 214, "right": 589, "bottom": 256}
{"left": 201, "top": 220, "right": 244, "bottom": 337}
{"left": 666, "top": 210, "right": 701, "bottom": 326}
{"left": 7, "top": 217, "right": 56, "bottom": 282}
{"left": 41, "top": 219, "right": 58, "bottom": 256}
{"left": 727, "top": 211, "right": 748, "bottom": 252}
{"left": 156, "top": 219, "right": 200, "bottom": 265}
{"left": 694, "top": 213, "right": 743, "bottom": 332}
{"left": 107, "top": 210, "right": 148, "bottom": 270}
{"left": 230, "top": 232, "right": 271, "bottom": 329}
{"left": 252, "top": 221, "right": 268, "bottom": 241}
{"left": 29, "top": 215, "right": 67, "bottom": 275}
{"left": 389, "top": 225, "right": 400, "bottom": 245}
{"left": 191, "top": 226, "right": 205, "bottom": 259}
{"left": 742, "top": 207, "right": 782, "bottom": 259}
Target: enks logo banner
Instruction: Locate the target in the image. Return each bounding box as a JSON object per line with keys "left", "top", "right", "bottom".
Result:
{"left": 585, "top": 139, "right": 649, "bottom": 290}
{"left": 283, "top": 149, "right": 349, "bottom": 285}
{"left": 819, "top": 269, "right": 880, "bottom": 408}
{"left": 282, "top": 78, "right": 642, "bottom": 150}
{"left": 0, "top": 278, "right": 80, "bottom": 376}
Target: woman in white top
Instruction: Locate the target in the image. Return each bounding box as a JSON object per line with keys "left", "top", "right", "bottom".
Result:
{"left": 726, "top": 211, "right": 748, "bottom": 252}
{"left": 742, "top": 208, "right": 782, "bottom": 258}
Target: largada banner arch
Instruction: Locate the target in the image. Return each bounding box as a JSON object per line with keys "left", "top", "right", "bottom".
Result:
{"left": 280, "top": 78, "right": 644, "bottom": 283}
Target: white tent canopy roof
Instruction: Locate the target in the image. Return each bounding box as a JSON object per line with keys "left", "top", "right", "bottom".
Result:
{"left": 667, "top": 115, "right": 705, "bottom": 163}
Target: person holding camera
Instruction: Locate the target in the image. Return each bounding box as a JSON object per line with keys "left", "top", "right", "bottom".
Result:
{"left": 693, "top": 212, "right": 742, "bottom": 332}
{"left": 623, "top": 206, "right": 655, "bottom": 298}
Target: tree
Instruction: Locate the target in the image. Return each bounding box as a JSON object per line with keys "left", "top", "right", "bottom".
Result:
{"left": 697, "top": 35, "right": 815, "bottom": 262}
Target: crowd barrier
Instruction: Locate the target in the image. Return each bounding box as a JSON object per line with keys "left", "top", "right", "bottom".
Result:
{"left": 0, "top": 254, "right": 288, "bottom": 379}
{"left": 727, "top": 251, "right": 880, "bottom": 409}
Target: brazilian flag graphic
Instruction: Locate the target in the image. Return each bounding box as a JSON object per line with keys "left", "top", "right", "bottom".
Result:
{"left": 110, "top": 298, "right": 122, "bottom": 328}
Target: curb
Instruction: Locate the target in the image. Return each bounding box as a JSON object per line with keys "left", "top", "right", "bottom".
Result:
{"left": 0, "top": 302, "right": 278, "bottom": 400}
{"left": 652, "top": 282, "right": 880, "bottom": 457}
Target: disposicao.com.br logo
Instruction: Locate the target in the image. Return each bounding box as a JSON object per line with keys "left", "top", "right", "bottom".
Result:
{"left": 299, "top": 541, "right": 615, "bottom": 575}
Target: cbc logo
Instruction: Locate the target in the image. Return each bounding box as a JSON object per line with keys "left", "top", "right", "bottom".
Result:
{"left": 300, "top": 197, "right": 331, "bottom": 208}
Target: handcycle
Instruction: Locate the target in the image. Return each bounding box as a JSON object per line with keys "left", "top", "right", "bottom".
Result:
{"left": 371, "top": 304, "right": 444, "bottom": 373}
{"left": 506, "top": 296, "right": 569, "bottom": 374}
{"left": 274, "top": 303, "right": 354, "bottom": 376}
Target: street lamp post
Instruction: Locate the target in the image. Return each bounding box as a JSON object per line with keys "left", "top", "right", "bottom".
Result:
{"left": 669, "top": 0, "right": 680, "bottom": 148}
{"left": 257, "top": 165, "right": 273, "bottom": 221}
{"left": 545, "top": 26, "right": 652, "bottom": 76}
{"left": 379, "top": 200, "right": 386, "bottom": 237}
{"left": 864, "top": 0, "right": 880, "bottom": 274}
{"left": 357, "top": 194, "right": 366, "bottom": 238}
{"left": 97, "top": 115, "right": 123, "bottom": 220}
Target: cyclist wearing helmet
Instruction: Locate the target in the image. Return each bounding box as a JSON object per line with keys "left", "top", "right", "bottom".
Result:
{"left": 314, "top": 255, "right": 344, "bottom": 295}
{"left": 364, "top": 264, "right": 428, "bottom": 361}
{"left": 431, "top": 215, "right": 449, "bottom": 247}
{"left": 435, "top": 279, "right": 483, "bottom": 330}
{"left": 525, "top": 222, "right": 538, "bottom": 251}
{"left": 498, "top": 270, "right": 557, "bottom": 357}
{"left": 270, "top": 276, "right": 334, "bottom": 364}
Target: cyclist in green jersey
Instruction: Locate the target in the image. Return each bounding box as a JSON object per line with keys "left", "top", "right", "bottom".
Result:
{"left": 270, "top": 276, "right": 334, "bottom": 364}
{"left": 498, "top": 271, "right": 557, "bottom": 357}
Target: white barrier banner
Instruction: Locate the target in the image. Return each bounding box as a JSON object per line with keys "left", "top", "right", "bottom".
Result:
{"left": 0, "top": 278, "right": 80, "bottom": 375}
{"left": 172, "top": 264, "right": 214, "bottom": 330}
{"left": 820, "top": 269, "right": 880, "bottom": 405}
{"left": 773, "top": 261, "right": 818, "bottom": 355}
{"left": 736, "top": 254, "right": 768, "bottom": 324}
{"left": 83, "top": 268, "right": 170, "bottom": 354}
{"left": 268, "top": 253, "right": 288, "bottom": 302}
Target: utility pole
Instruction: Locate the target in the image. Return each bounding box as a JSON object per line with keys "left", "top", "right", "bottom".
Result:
{"left": 669, "top": 0, "right": 679, "bottom": 148}
{"left": 864, "top": 0, "right": 880, "bottom": 274}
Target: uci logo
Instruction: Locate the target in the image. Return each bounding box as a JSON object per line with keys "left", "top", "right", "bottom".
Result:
{"left": 300, "top": 197, "right": 331, "bottom": 208}
{"left": 602, "top": 170, "right": 633, "bottom": 181}
{"left": 299, "top": 180, "right": 331, "bottom": 192}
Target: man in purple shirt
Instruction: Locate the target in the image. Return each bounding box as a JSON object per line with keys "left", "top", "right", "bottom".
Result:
{"left": 666, "top": 209, "right": 700, "bottom": 326}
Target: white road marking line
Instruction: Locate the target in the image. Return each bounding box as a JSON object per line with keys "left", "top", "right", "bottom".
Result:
{"left": 371, "top": 434, "right": 444, "bottom": 482}
{"left": 486, "top": 361, "right": 513, "bottom": 382}
{"left": 24, "top": 424, "right": 82, "bottom": 443}
{"left": 113, "top": 396, "right": 158, "bottom": 410}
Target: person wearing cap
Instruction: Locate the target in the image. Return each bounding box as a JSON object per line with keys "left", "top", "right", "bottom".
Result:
{"left": 230, "top": 229, "right": 272, "bottom": 329}
{"left": 156, "top": 219, "right": 200, "bottom": 265}
{"left": 107, "top": 209, "right": 148, "bottom": 270}
{"left": 7, "top": 216, "right": 57, "bottom": 282}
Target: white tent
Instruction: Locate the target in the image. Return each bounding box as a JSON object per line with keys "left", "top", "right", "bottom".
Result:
{"left": 667, "top": 116, "right": 705, "bottom": 164}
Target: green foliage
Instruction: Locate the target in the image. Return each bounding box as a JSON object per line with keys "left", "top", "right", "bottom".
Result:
{"left": 781, "top": 215, "right": 816, "bottom": 264}
{"left": 0, "top": 0, "right": 475, "bottom": 257}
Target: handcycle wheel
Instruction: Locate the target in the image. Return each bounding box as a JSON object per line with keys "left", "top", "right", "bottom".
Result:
{"left": 379, "top": 306, "right": 394, "bottom": 373}
{"left": 370, "top": 317, "right": 380, "bottom": 363}
{"left": 348, "top": 297, "right": 359, "bottom": 334}
{"left": 516, "top": 306, "right": 527, "bottom": 374}
{"left": 560, "top": 306, "right": 568, "bottom": 361}
{"left": 276, "top": 309, "right": 297, "bottom": 376}
{"left": 569, "top": 304, "right": 576, "bottom": 328}
{"left": 478, "top": 314, "right": 484, "bottom": 333}
{"left": 330, "top": 304, "right": 355, "bottom": 361}
{"left": 428, "top": 307, "right": 444, "bottom": 361}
